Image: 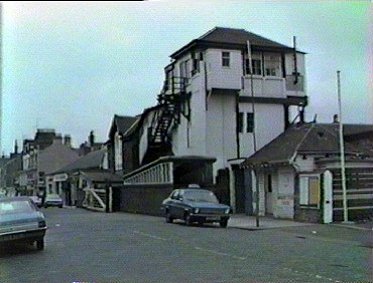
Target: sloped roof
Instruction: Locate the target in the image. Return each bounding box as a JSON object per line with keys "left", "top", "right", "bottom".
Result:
{"left": 115, "top": 115, "right": 138, "bottom": 134}
{"left": 199, "top": 27, "right": 291, "bottom": 49}
{"left": 343, "top": 124, "right": 373, "bottom": 136}
{"left": 80, "top": 170, "right": 122, "bottom": 183}
{"left": 109, "top": 115, "right": 138, "bottom": 138}
{"left": 242, "top": 123, "right": 373, "bottom": 167}
{"left": 171, "top": 27, "right": 301, "bottom": 59}
{"left": 52, "top": 149, "right": 105, "bottom": 174}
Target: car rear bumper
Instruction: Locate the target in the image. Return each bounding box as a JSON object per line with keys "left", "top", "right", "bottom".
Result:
{"left": 189, "top": 214, "right": 230, "bottom": 223}
{"left": 0, "top": 227, "right": 47, "bottom": 243}
{"left": 45, "top": 202, "right": 63, "bottom": 207}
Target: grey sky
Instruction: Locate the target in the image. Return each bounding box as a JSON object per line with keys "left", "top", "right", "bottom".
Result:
{"left": 2, "top": 1, "right": 372, "bottom": 155}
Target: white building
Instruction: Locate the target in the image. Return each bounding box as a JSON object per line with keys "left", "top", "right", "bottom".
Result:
{"left": 124, "top": 27, "right": 308, "bottom": 213}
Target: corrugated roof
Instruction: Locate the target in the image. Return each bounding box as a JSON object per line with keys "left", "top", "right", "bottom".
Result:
{"left": 242, "top": 123, "right": 373, "bottom": 167}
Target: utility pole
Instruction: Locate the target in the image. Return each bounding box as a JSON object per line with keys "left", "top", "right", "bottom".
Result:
{"left": 247, "top": 40, "right": 260, "bottom": 227}
{"left": 337, "top": 70, "right": 348, "bottom": 222}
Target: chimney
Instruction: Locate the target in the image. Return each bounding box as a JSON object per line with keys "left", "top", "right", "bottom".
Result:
{"left": 53, "top": 134, "right": 63, "bottom": 144}
{"left": 333, "top": 114, "right": 339, "bottom": 123}
{"left": 89, "top": 131, "right": 95, "bottom": 147}
{"left": 14, "top": 140, "right": 18, "bottom": 154}
{"left": 64, "top": 135, "right": 72, "bottom": 147}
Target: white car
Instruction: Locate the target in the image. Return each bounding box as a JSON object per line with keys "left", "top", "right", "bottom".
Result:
{"left": 44, "top": 194, "right": 63, "bottom": 208}
{"left": 29, "top": 196, "right": 42, "bottom": 208}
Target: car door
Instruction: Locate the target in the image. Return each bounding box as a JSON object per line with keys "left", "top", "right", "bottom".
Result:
{"left": 171, "top": 190, "right": 186, "bottom": 219}
{"left": 167, "top": 190, "right": 179, "bottom": 218}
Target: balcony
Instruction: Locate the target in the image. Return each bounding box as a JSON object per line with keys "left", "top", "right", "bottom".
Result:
{"left": 241, "top": 76, "right": 285, "bottom": 98}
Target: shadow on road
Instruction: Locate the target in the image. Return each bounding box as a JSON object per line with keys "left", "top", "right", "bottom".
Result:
{"left": 0, "top": 243, "right": 41, "bottom": 258}
{"left": 170, "top": 220, "right": 223, "bottom": 229}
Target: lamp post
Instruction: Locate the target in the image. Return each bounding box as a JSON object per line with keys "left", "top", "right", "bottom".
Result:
{"left": 337, "top": 70, "right": 348, "bottom": 223}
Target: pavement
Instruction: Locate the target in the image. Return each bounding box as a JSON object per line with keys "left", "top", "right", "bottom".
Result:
{"left": 228, "top": 214, "right": 373, "bottom": 231}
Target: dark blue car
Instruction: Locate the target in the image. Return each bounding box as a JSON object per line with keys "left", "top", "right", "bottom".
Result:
{"left": 0, "top": 197, "right": 47, "bottom": 250}
{"left": 161, "top": 187, "right": 231, "bottom": 227}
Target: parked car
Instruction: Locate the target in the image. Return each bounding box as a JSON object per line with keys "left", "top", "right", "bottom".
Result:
{"left": 161, "top": 187, "right": 231, "bottom": 227}
{"left": 29, "top": 196, "right": 42, "bottom": 208}
{"left": 0, "top": 197, "right": 47, "bottom": 250}
{"left": 44, "top": 194, "right": 63, "bottom": 208}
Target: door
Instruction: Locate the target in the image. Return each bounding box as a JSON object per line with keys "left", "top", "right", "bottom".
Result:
{"left": 323, "top": 170, "right": 333, "bottom": 223}
{"left": 234, "top": 169, "right": 245, "bottom": 213}
{"left": 265, "top": 174, "right": 273, "bottom": 214}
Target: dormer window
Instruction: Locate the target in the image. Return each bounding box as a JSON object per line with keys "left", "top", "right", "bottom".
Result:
{"left": 222, "top": 52, "right": 230, "bottom": 67}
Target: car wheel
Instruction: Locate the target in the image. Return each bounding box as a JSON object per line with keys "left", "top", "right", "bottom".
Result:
{"left": 36, "top": 239, "right": 44, "bottom": 250}
{"left": 59, "top": 205, "right": 63, "bottom": 208}
{"left": 220, "top": 219, "right": 228, "bottom": 228}
{"left": 185, "top": 213, "right": 193, "bottom": 226}
{"left": 165, "top": 211, "right": 173, "bottom": 223}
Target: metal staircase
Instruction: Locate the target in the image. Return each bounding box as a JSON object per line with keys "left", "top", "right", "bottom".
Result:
{"left": 149, "top": 77, "right": 189, "bottom": 146}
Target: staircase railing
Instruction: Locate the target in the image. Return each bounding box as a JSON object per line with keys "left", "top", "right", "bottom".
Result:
{"left": 148, "top": 76, "right": 189, "bottom": 147}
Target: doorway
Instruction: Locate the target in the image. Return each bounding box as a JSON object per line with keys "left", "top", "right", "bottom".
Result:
{"left": 265, "top": 174, "right": 273, "bottom": 215}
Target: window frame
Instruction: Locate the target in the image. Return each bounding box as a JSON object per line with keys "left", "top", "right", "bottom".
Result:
{"left": 246, "top": 112, "right": 254, "bottom": 133}
{"left": 299, "top": 174, "right": 320, "bottom": 208}
{"left": 263, "top": 53, "right": 282, "bottom": 78}
{"left": 238, "top": 112, "right": 244, "bottom": 133}
{"left": 222, "top": 51, "right": 230, "bottom": 67}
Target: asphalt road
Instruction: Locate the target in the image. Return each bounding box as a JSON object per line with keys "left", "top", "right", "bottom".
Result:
{"left": 0, "top": 208, "right": 371, "bottom": 283}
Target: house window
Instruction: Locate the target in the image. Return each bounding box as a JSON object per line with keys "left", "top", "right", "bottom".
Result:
{"left": 299, "top": 176, "right": 320, "bottom": 206}
{"left": 180, "top": 60, "right": 190, "bottom": 79}
{"left": 246, "top": 59, "right": 262, "bottom": 75}
{"left": 247, "top": 113, "right": 254, "bottom": 133}
{"left": 192, "top": 52, "right": 202, "bottom": 74}
{"left": 222, "top": 52, "right": 230, "bottom": 67}
{"left": 264, "top": 54, "right": 281, "bottom": 77}
{"left": 238, "top": 112, "right": 244, "bottom": 133}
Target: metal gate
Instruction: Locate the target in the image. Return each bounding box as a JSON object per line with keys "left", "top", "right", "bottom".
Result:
{"left": 332, "top": 168, "right": 373, "bottom": 221}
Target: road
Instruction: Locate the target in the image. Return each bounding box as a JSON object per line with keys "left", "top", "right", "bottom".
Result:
{"left": 0, "top": 208, "right": 371, "bottom": 283}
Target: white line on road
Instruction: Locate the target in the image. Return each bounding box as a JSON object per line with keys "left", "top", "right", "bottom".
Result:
{"left": 133, "top": 230, "right": 168, "bottom": 241}
{"left": 133, "top": 231, "right": 246, "bottom": 261}
{"left": 284, "top": 267, "right": 341, "bottom": 282}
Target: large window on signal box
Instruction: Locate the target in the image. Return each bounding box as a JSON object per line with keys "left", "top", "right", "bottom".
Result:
{"left": 264, "top": 53, "right": 282, "bottom": 77}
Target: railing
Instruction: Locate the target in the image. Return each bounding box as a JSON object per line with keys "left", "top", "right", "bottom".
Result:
{"left": 242, "top": 76, "right": 285, "bottom": 98}
{"left": 162, "top": 77, "right": 189, "bottom": 95}
{"left": 123, "top": 161, "right": 173, "bottom": 185}
{"left": 82, "top": 187, "right": 112, "bottom": 212}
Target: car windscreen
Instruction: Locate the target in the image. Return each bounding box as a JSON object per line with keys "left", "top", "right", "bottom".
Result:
{"left": 0, "top": 200, "right": 35, "bottom": 215}
{"left": 183, "top": 190, "right": 219, "bottom": 203}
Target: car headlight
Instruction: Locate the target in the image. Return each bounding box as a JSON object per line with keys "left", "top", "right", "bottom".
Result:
{"left": 38, "top": 220, "right": 46, "bottom": 228}
{"left": 193, "top": 208, "right": 200, "bottom": 214}
{"left": 225, "top": 208, "right": 230, "bottom": 214}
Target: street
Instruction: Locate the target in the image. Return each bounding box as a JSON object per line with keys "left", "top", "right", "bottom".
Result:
{"left": 0, "top": 208, "right": 371, "bottom": 283}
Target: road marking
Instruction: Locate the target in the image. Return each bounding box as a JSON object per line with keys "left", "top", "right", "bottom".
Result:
{"left": 284, "top": 267, "right": 341, "bottom": 282}
{"left": 133, "top": 230, "right": 167, "bottom": 241}
{"left": 133, "top": 231, "right": 246, "bottom": 260}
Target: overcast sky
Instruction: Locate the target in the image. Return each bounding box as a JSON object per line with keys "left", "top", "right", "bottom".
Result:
{"left": 1, "top": 1, "right": 372, "bottom": 155}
